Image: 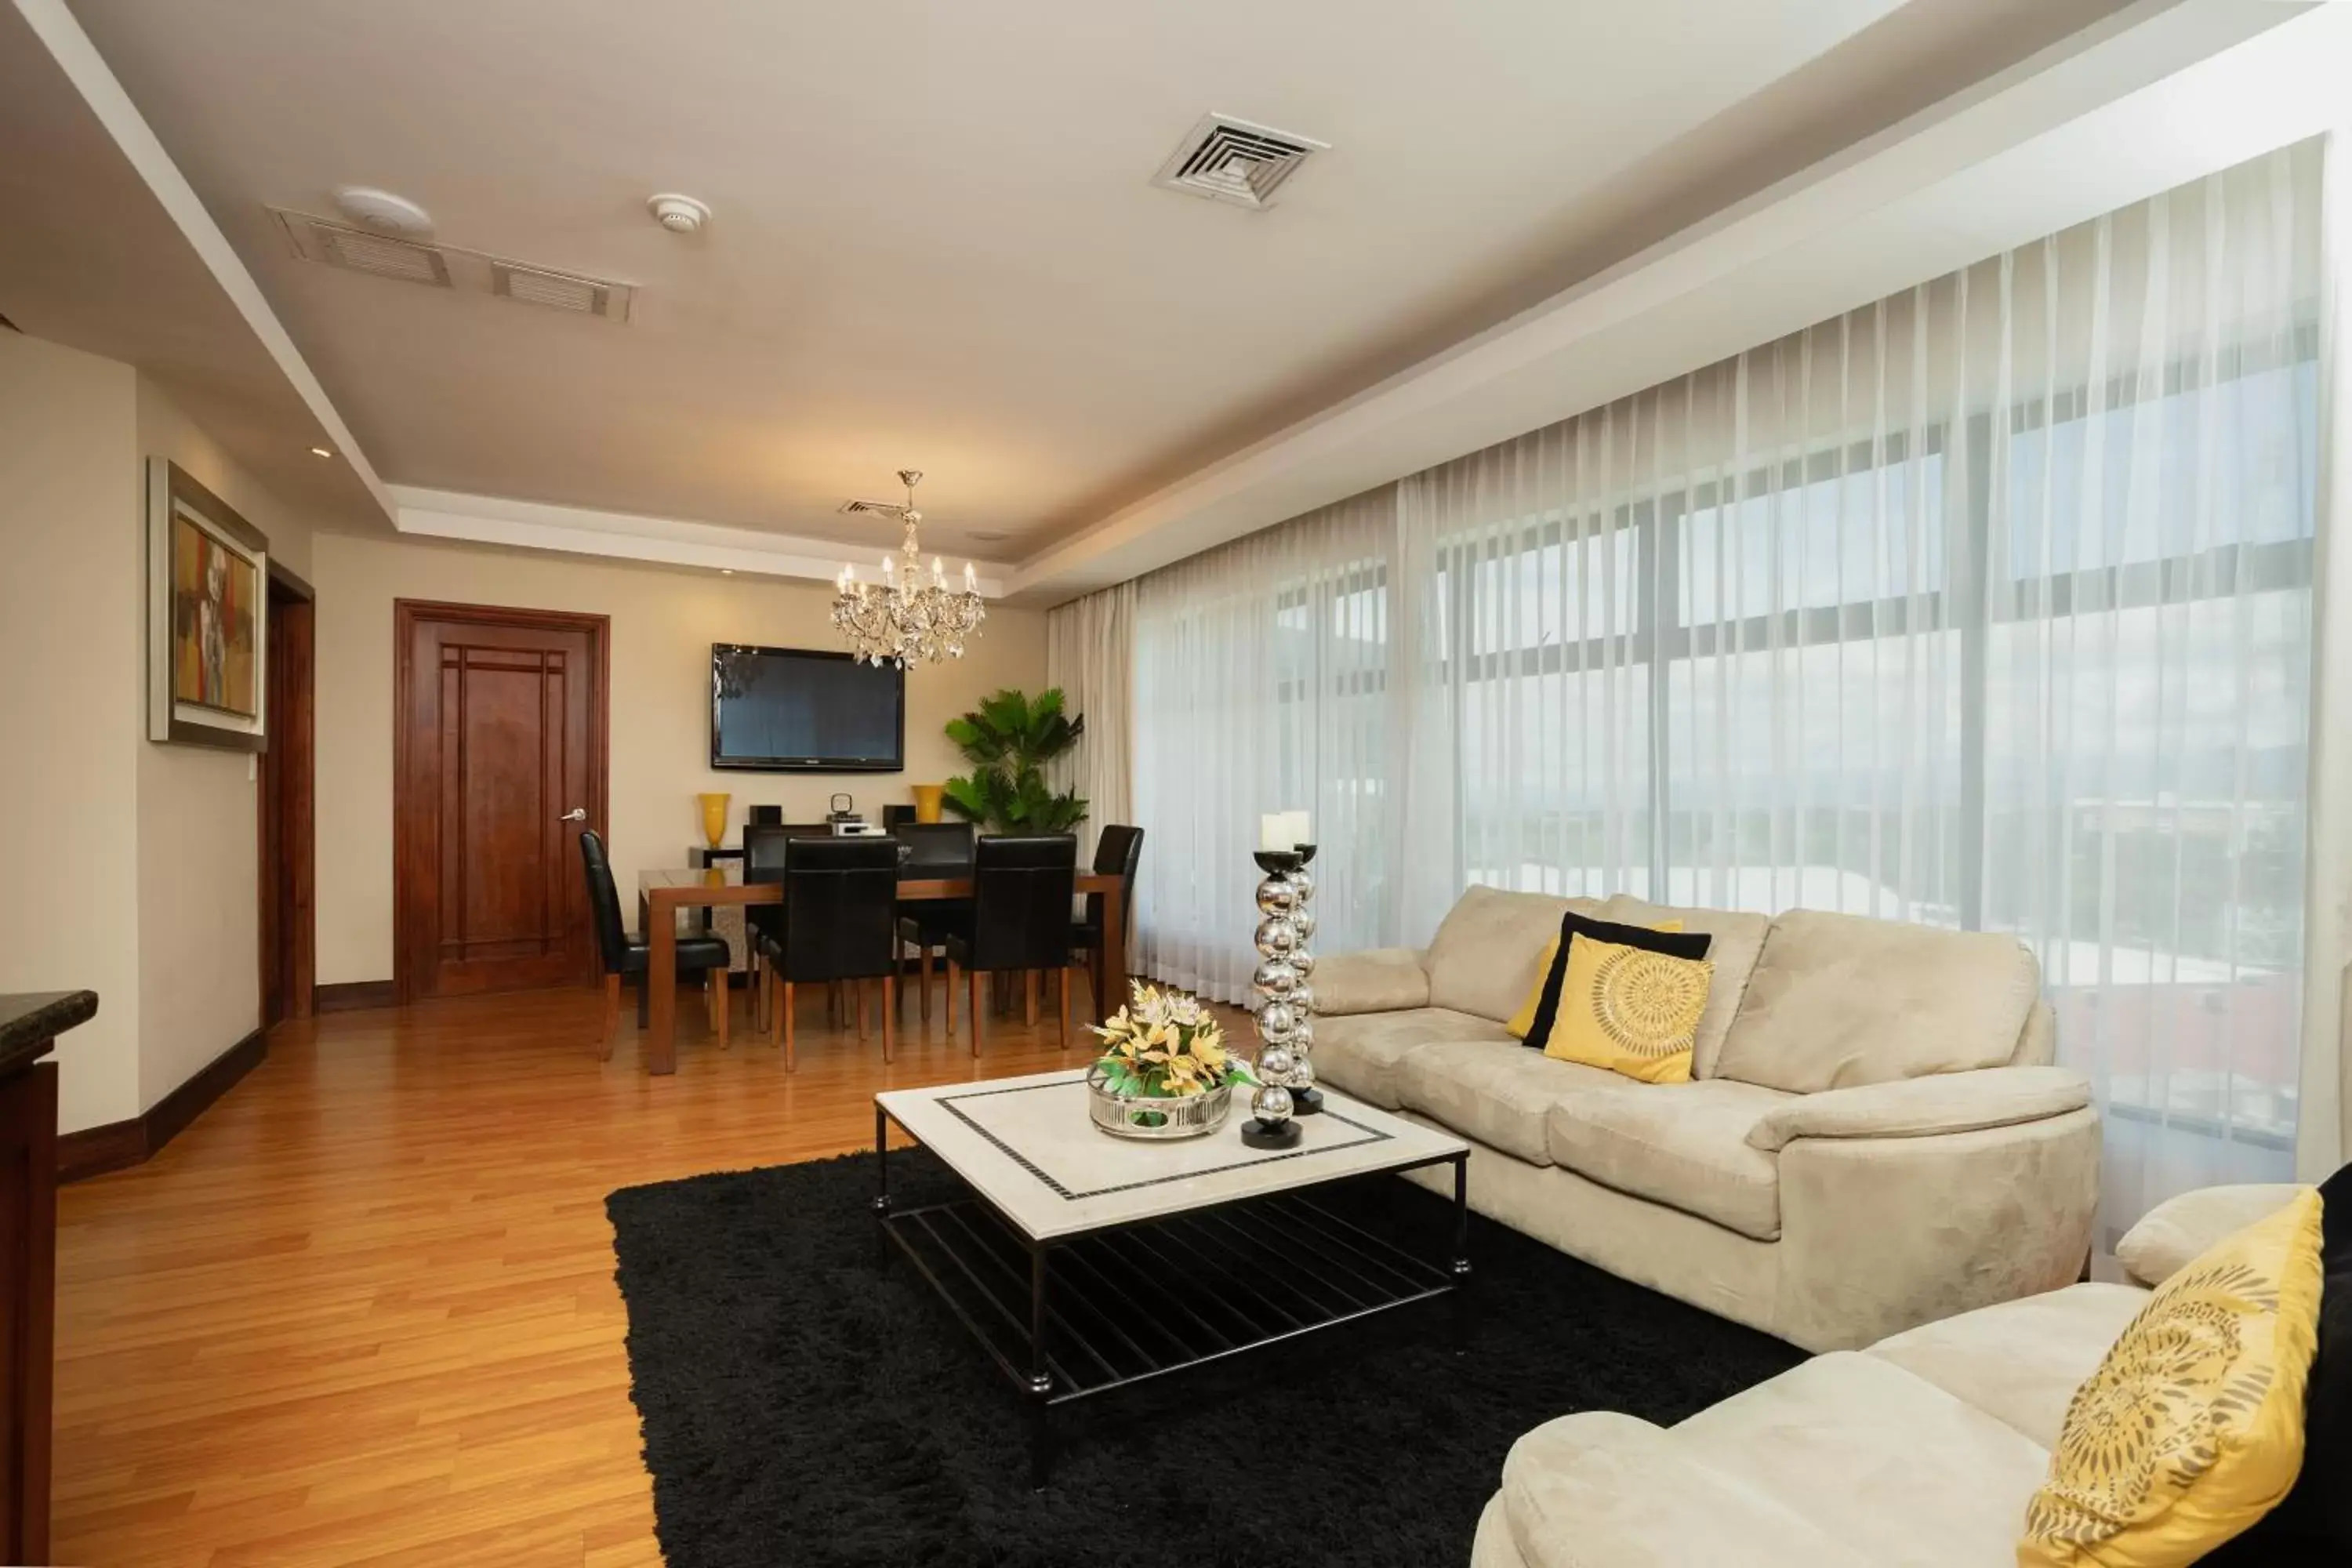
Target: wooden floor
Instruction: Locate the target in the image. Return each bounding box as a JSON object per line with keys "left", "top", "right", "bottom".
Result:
{"left": 51, "top": 978, "right": 1163, "bottom": 1566}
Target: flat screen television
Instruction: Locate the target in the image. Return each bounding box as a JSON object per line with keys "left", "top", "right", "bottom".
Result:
{"left": 710, "top": 644, "right": 904, "bottom": 772}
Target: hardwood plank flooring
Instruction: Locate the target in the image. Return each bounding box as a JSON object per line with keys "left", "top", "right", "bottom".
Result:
{"left": 52, "top": 981, "right": 1185, "bottom": 1566}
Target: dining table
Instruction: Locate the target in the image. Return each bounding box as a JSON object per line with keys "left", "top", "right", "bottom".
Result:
{"left": 633, "top": 860, "right": 1129, "bottom": 1075}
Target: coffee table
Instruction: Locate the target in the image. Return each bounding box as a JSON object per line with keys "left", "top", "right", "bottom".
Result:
{"left": 873, "top": 1068, "right": 1471, "bottom": 1485}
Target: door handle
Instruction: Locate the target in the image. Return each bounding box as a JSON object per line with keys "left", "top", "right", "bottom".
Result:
{"left": 561, "top": 808, "right": 586, "bottom": 822}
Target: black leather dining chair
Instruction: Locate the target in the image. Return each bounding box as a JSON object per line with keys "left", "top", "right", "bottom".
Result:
{"left": 944, "top": 834, "right": 1078, "bottom": 1054}
{"left": 579, "top": 829, "right": 734, "bottom": 1059}
{"left": 893, "top": 822, "right": 975, "bottom": 1024}
{"left": 753, "top": 835, "right": 903, "bottom": 1070}
{"left": 1072, "top": 825, "right": 1143, "bottom": 1018}
{"left": 742, "top": 823, "right": 792, "bottom": 1031}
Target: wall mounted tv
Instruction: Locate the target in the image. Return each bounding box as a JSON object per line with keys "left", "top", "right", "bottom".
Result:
{"left": 710, "top": 644, "right": 905, "bottom": 772}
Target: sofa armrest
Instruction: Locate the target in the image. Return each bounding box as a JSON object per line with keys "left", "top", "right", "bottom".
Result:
{"left": 2114, "top": 1183, "right": 2310, "bottom": 1288}
{"left": 1746, "top": 1066, "right": 2090, "bottom": 1152}
{"left": 1497, "top": 1411, "right": 1871, "bottom": 1568}
{"left": 1313, "top": 948, "right": 1429, "bottom": 1015}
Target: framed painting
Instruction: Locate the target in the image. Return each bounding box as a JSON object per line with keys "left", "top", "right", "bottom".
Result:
{"left": 147, "top": 459, "right": 269, "bottom": 750}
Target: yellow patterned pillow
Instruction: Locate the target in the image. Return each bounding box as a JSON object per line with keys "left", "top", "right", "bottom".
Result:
{"left": 2019, "top": 1188, "right": 2324, "bottom": 1567}
{"left": 1540, "top": 935, "right": 1711, "bottom": 1083}
{"left": 1506, "top": 920, "right": 1682, "bottom": 1039}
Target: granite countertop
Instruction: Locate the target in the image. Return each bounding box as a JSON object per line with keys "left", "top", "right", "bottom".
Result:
{"left": 0, "top": 991, "right": 98, "bottom": 1076}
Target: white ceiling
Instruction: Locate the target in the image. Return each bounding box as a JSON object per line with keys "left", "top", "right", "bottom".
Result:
{"left": 54, "top": 0, "right": 2136, "bottom": 564}
{"left": 0, "top": 0, "right": 386, "bottom": 533}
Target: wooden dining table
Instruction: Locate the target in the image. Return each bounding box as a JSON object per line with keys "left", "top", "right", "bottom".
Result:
{"left": 634, "top": 862, "right": 1129, "bottom": 1075}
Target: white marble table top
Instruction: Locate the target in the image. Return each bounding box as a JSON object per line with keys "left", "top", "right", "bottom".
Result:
{"left": 877, "top": 1067, "right": 1468, "bottom": 1243}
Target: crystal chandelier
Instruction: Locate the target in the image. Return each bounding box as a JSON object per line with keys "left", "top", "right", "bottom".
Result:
{"left": 829, "top": 469, "right": 986, "bottom": 666}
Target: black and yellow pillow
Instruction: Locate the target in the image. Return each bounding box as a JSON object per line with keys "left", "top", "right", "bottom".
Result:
{"left": 1508, "top": 910, "right": 1712, "bottom": 1083}
{"left": 1541, "top": 934, "right": 1713, "bottom": 1083}
{"left": 2205, "top": 1162, "right": 2352, "bottom": 1563}
{"left": 2020, "top": 1185, "right": 2326, "bottom": 1566}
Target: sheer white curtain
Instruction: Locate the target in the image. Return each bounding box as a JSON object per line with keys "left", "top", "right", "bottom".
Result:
{"left": 1131, "top": 488, "right": 1398, "bottom": 1000}
{"left": 1130, "top": 142, "right": 2323, "bottom": 1233}
{"left": 1045, "top": 580, "right": 1135, "bottom": 875}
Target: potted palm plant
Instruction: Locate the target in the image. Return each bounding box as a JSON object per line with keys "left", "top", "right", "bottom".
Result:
{"left": 939, "top": 688, "right": 1087, "bottom": 833}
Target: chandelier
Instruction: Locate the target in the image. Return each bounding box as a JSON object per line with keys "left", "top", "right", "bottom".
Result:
{"left": 829, "top": 469, "right": 986, "bottom": 666}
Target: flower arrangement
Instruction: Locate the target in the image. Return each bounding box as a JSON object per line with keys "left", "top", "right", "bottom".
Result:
{"left": 1091, "top": 982, "right": 1252, "bottom": 1103}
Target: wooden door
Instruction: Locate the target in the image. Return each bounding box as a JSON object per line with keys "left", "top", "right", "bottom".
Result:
{"left": 394, "top": 601, "right": 608, "bottom": 1001}
{"left": 259, "top": 575, "right": 315, "bottom": 1025}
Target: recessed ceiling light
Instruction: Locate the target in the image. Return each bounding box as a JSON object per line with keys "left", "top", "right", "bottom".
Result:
{"left": 309, "top": 445, "right": 332, "bottom": 458}
{"left": 720, "top": 568, "right": 734, "bottom": 575}
{"left": 969, "top": 530, "right": 1010, "bottom": 543}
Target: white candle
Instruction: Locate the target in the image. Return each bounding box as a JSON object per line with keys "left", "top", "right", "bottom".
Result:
{"left": 1260, "top": 811, "right": 1311, "bottom": 851}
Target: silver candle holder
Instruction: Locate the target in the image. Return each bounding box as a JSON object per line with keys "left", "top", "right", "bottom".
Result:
{"left": 1242, "top": 844, "right": 1320, "bottom": 1149}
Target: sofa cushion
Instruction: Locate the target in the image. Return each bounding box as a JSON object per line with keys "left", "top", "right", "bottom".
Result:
{"left": 1672, "top": 1351, "right": 2056, "bottom": 1567}
{"left": 1497, "top": 1410, "right": 1873, "bottom": 1568}
{"left": 2114, "top": 1183, "right": 2310, "bottom": 1289}
{"left": 1313, "top": 1007, "right": 1511, "bottom": 1110}
{"left": 1867, "top": 1283, "right": 2151, "bottom": 1450}
{"left": 1426, "top": 886, "right": 1605, "bottom": 1024}
{"left": 1313, "top": 947, "right": 1431, "bottom": 1016}
{"left": 1396, "top": 1040, "right": 1623, "bottom": 1165}
{"left": 1544, "top": 1079, "right": 1789, "bottom": 1240}
{"left": 1715, "top": 909, "right": 2041, "bottom": 1094}
{"left": 1602, "top": 896, "right": 1770, "bottom": 1079}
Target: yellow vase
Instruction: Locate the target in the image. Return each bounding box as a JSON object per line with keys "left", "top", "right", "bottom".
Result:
{"left": 697, "top": 792, "right": 731, "bottom": 849}
{"left": 911, "top": 784, "right": 946, "bottom": 824}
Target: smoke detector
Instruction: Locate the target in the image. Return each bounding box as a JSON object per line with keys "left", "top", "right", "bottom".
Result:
{"left": 648, "top": 194, "right": 710, "bottom": 234}
{"left": 335, "top": 187, "right": 434, "bottom": 238}
{"left": 1152, "top": 114, "right": 1328, "bottom": 209}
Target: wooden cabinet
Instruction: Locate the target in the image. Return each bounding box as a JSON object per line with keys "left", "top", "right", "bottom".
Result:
{"left": 0, "top": 990, "right": 89, "bottom": 1564}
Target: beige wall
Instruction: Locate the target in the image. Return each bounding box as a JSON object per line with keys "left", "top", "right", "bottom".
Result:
{"left": 309, "top": 532, "right": 1049, "bottom": 984}
{"left": 131, "top": 379, "right": 316, "bottom": 1109}
{"left": 0, "top": 333, "right": 326, "bottom": 1132}
{"left": 0, "top": 332, "right": 146, "bottom": 1131}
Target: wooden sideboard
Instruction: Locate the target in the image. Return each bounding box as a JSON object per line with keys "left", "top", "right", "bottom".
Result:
{"left": 0, "top": 989, "right": 91, "bottom": 1565}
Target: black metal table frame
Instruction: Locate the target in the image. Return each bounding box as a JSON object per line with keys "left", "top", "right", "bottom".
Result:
{"left": 873, "top": 1102, "right": 1470, "bottom": 1486}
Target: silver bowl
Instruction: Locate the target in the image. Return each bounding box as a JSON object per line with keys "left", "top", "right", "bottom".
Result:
{"left": 1086, "top": 1060, "right": 1234, "bottom": 1140}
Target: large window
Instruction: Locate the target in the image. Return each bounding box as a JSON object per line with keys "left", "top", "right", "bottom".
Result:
{"left": 1128, "top": 142, "right": 2321, "bottom": 1235}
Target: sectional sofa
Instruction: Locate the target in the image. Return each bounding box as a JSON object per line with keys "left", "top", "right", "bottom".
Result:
{"left": 1466, "top": 1184, "right": 2308, "bottom": 1567}
{"left": 1313, "top": 885, "right": 2102, "bottom": 1353}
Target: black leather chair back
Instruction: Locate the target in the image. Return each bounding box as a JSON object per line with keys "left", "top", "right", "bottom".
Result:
{"left": 773, "top": 836, "right": 901, "bottom": 982}
{"left": 895, "top": 821, "right": 975, "bottom": 872}
{"left": 967, "top": 834, "right": 1078, "bottom": 972}
{"left": 1087, "top": 825, "right": 1144, "bottom": 939}
{"left": 742, "top": 824, "right": 793, "bottom": 942}
{"left": 578, "top": 829, "right": 630, "bottom": 975}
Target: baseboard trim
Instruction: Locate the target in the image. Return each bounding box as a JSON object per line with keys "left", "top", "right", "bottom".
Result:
{"left": 57, "top": 1026, "right": 267, "bottom": 1183}
{"left": 315, "top": 979, "right": 398, "bottom": 1014}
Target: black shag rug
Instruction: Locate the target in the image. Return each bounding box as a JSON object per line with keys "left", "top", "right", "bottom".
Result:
{"left": 607, "top": 1149, "right": 1803, "bottom": 1568}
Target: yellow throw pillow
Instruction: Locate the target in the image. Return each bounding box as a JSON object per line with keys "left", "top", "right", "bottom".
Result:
{"left": 2019, "top": 1188, "right": 2324, "bottom": 1568}
{"left": 1540, "top": 935, "right": 1711, "bottom": 1083}
{"left": 1507, "top": 920, "right": 1682, "bottom": 1039}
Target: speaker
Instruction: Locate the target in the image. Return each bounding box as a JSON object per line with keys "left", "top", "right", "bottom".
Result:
{"left": 748, "top": 804, "right": 783, "bottom": 826}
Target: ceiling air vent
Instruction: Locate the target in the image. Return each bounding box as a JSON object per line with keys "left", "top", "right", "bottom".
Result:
{"left": 1152, "top": 114, "right": 1328, "bottom": 209}
{"left": 281, "top": 213, "right": 451, "bottom": 287}
{"left": 491, "top": 260, "right": 630, "bottom": 321}
{"left": 270, "top": 207, "right": 633, "bottom": 322}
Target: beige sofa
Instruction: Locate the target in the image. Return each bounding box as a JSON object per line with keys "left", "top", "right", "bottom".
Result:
{"left": 1468, "top": 1185, "right": 2310, "bottom": 1568}
{"left": 1313, "top": 885, "right": 2101, "bottom": 1352}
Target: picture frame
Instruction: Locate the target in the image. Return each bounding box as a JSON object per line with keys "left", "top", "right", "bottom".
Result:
{"left": 147, "top": 458, "right": 269, "bottom": 750}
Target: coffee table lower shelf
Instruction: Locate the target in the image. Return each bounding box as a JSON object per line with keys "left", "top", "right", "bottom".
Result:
{"left": 875, "top": 1149, "right": 1468, "bottom": 1486}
